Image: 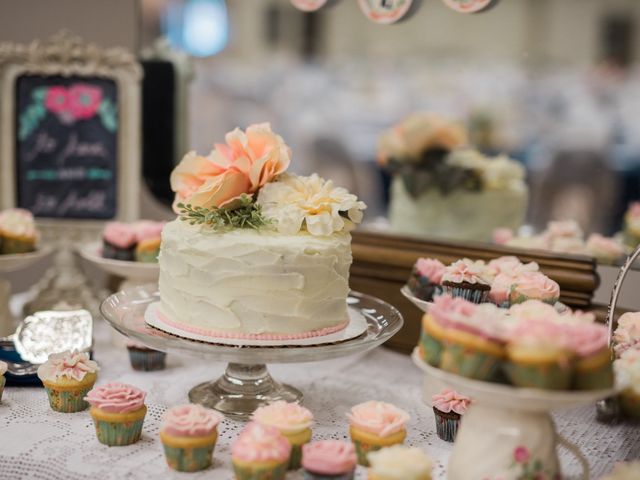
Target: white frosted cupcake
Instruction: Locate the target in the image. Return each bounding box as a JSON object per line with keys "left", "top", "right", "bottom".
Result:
{"left": 367, "top": 445, "right": 432, "bottom": 480}
{"left": 0, "top": 208, "right": 38, "bottom": 254}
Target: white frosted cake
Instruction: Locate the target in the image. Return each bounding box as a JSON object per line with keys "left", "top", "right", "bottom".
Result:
{"left": 155, "top": 123, "right": 365, "bottom": 339}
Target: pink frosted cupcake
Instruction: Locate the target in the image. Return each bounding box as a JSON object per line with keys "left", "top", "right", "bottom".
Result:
{"left": 102, "top": 222, "right": 137, "bottom": 261}
{"left": 302, "top": 440, "right": 357, "bottom": 480}
{"left": 126, "top": 340, "right": 166, "bottom": 372}
{"left": 231, "top": 422, "right": 291, "bottom": 479}
{"left": 441, "top": 259, "right": 490, "bottom": 303}
{"left": 347, "top": 400, "right": 410, "bottom": 466}
{"left": 431, "top": 388, "right": 470, "bottom": 442}
{"left": 408, "top": 258, "right": 445, "bottom": 301}
{"left": 585, "top": 234, "right": 625, "bottom": 264}
{"left": 508, "top": 271, "right": 560, "bottom": 306}
{"left": 614, "top": 312, "right": 640, "bottom": 357}
{"left": 85, "top": 382, "right": 147, "bottom": 446}
{"left": 566, "top": 322, "right": 613, "bottom": 390}
{"left": 134, "top": 221, "right": 164, "bottom": 263}
{"left": 252, "top": 400, "right": 313, "bottom": 469}
{"left": 160, "top": 404, "right": 224, "bottom": 472}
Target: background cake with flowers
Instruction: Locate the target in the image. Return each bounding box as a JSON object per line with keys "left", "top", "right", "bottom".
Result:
{"left": 156, "top": 123, "right": 366, "bottom": 339}
{"left": 378, "top": 113, "right": 528, "bottom": 242}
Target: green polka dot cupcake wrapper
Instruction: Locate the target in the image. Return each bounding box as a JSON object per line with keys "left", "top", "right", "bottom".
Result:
{"left": 440, "top": 343, "right": 501, "bottom": 381}
{"left": 353, "top": 439, "right": 381, "bottom": 467}
{"left": 93, "top": 418, "right": 144, "bottom": 446}
{"left": 232, "top": 461, "right": 288, "bottom": 480}
{"left": 45, "top": 386, "right": 93, "bottom": 413}
{"left": 420, "top": 331, "right": 444, "bottom": 367}
{"left": 163, "top": 444, "right": 214, "bottom": 472}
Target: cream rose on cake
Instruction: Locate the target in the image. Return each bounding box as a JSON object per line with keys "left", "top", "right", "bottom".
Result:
{"left": 157, "top": 123, "right": 366, "bottom": 340}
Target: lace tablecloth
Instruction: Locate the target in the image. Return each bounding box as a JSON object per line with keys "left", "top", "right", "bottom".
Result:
{"left": 1, "top": 319, "right": 639, "bottom": 480}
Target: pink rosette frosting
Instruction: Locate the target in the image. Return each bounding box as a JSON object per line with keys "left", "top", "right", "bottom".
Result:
{"left": 347, "top": 401, "right": 409, "bottom": 438}
{"left": 302, "top": 440, "right": 356, "bottom": 475}
{"left": 442, "top": 259, "right": 489, "bottom": 285}
{"left": 162, "top": 404, "right": 223, "bottom": 437}
{"left": 565, "top": 322, "right": 609, "bottom": 357}
{"left": 103, "top": 222, "right": 137, "bottom": 248}
{"left": 586, "top": 234, "right": 625, "bottom": 260}
{"left": 490, "top": 272, "right": 517, "bottom": 305}
{"left": 0, "top": 360, "right": 7, "bottom": 376}
{"left": 486, "top": 256, "right": 539, "bottom": 278}
{"left": 414, "top": 258, "right": 445, "bottom": 284}
{"left": 510, "top": 272, "right": 559, "bottom": 302}
{"left": 252, "top": 400, "right": 313, "bottom": 435}
{"left": 84, "top": 382, "right": 146, "bottom": 413}
{"left": 134, "top": 221, "right": 164, "bottom": 242}
{"left": 429, "top": 294, "right": 477, "bottom": 329}
{"left": 37, "top": 350, "right": 99, "bottom": 382}
{"left": 508, "top": 300, "right": 559, "bottom": 323}
{"left": 231, "top": 421, "right": 291, "bottom": 463}
{"left": 506, "top": 318, "right": 572, "bottom": 350}
{"left": 431, "top": 388, "right": 471, "bottom": 415}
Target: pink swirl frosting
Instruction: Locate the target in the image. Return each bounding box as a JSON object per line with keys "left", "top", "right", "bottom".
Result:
{"left": 162, "top": 404, "right": 223, "bottom": 437}
{"left": 84, "top": 382, "right": 146, "bottom": 413}
{"left": 37, "top": 351, "right": 99, "bottom": 382}
{"left": 586, "top": 234, "right": 625, "bottom": 259}
{"left": 414, "top": 258, "right": 445, "bottom": 284}
{"left": 347, "top": 401, "right": 409, "bottom": 438}
{"left": 510, "top": 272, "right": 559, "bottom": 302}
{"left": 508, "top": 300, "right": 559, "bottom": 322}
{"left": 489, "top": 272, "right": 517, "bottom": 305}
{"left": 486, "top": 256, "right": 539, "bottom": 277}
{"left": 507, "top": 318, "right": 572, "bottom": 349}
{"left": 302, "top": 440, "right": 356, "bottom": 475}
{"left": 231, "top": 422, "right": 291, "bottom": 463}
{"left": 565, "top": 322, "right": 609, "bottom": 357}
{"left": 442, "top": 259, "right": 489, "bottom": 285}
{"left": 252, "top": 400, "right": 313, "bottom": 434}
{"left": 134, "top": 221, "right": 165, "bottom": 242}
{"left": 103, "top": 222, "right": 137, "bottom": 248}
{"left": 429, "top": 294, "right": 477, "bottom": 328}
{"left": 431, "top": 388, "right": 471, "bottom": 415}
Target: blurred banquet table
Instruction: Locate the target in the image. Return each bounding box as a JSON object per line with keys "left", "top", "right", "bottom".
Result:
{"left": 0, "top": 315, "right": 639, "bottom": 479}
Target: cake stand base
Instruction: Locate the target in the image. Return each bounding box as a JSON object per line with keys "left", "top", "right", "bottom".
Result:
{"left": 188, "top": 363, "right": 303, "bottom": 420}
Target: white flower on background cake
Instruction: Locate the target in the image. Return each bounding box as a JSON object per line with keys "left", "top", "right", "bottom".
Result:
{"left": 257, "top": 173, "right": 366, "bottom": 236}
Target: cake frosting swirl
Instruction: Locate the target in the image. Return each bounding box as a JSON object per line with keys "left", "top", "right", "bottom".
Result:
{"left": 432, "top": 388, "right": 470, "bottom": 415}
{"left": 37, "top": 351, "right": 99, "bottom": 383}
{"left": 231, "top": 421, "right": 291, "bottom": 463}
{"left": 302, "top": 440, "right": 356, "bottom": 475}
{"left": 251, "top": 400, "right": 313, "bottom": 434}
{"left": 85, "top": 382, "right": 146, "bottom": 413}
{"left": 348, "top": 401, "right": 409, "bottom": 438}
{"left": 161, "top": 404, "right": 223, "bottom": 437}
{"left": 442, "top": 259, "right": 489, "bottom": 285}
{"left": 415, "top": 258, "right": 445, "bottom": 284}
{"left": 509, "top": 271, "right": 560, "bottom": 304}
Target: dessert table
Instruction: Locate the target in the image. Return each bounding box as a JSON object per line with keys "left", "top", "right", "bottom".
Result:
{"left": 1, "top": 315, "right": 639, "bottom": 479}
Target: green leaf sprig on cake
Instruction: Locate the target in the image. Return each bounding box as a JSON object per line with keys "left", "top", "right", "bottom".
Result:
{"left": 170, "top": 123, "right": 366, "bottom": 235}
{"left": 377, "top": 113, "right": 525, "bottom": 198}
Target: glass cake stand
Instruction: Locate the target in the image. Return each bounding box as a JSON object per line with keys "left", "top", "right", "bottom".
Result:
{"left": 100, "top": 284, "right": 403, "bottom": 420}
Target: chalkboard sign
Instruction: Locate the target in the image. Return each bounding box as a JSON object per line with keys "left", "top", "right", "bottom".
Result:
{"left": 14, "top": 74, "right": 119, "bottom": 219}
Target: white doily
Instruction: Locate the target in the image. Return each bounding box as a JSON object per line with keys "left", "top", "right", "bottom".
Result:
{"left": 1, "top": 319, "right": 639, "bottom": 479}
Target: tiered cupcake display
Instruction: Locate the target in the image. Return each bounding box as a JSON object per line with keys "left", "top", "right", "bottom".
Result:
{"left": 407, "top": 255, "right": 559, "bottom": 307}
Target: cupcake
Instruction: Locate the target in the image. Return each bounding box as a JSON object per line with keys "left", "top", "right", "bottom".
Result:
{"left": 134, "top": 221, "right": 164, "bottom": 263}
{"left": 613, "top": 312, "right": 640, "bottom": 358}
{"left": 614, "top": 349, "right": 640, "bottom": 419}
{"left": 623, "top": 202, "right": 640, "bottom": 247}
{"left": 508, "top": 271, "right": 560, "bottom": 306}
{"left": 504, "top": 318, "right": 573, "bottom": 390}
{"left": 85, "top": 382, "right": 147, "bottom": 446}
{"left": 601, "top": 461, "right": 640, "bottom": 480}
{"left": 431, "top": 388, "right": 470, "bottom": 442}
{"left": 231, "top": 421, "right": 291, "bottom": 480}
{"left": 441, "top": 259, "right": 490, "bottom": 303}
{"left": 347, "top": 401, "right": 409, "bottom": 466}
{"left": 585, "top": 233, "right": 626, "bottom": 264}
{"left": 407, "top": 258, "right": 445, "bottom": 301}
{"left": 439, "top": 300, "right": 507, "bottom": 381}
{"left": 0, "top": 208, "right": 38, "bottom": 254}
{"left": 252, "top": 400, "right": 313, "bottom": 469}
{"left": 36, "top": 351, "right": 99, "bottom": 413}
{"left": 160, "top": 404, "right": 224, "bottom": 472}
{"left": 567, "top": 322, "right": 613, "bottom": 390}
{"left": 367, "top": 445, "right": 432, "bottom": 480}
{"left": 0, "top": 360, "right": 6, "bottom": 403}
{"left": 419, "top": 294, "right": 476, "bottom": 367}
{"left": 126, "top": 341, "right": 166, "bottom": 371}
{"left": 102, "top": 222, "right": 137, "bottom": 261}
{"left": 302, "top": 440, "right": 357, "bottom": 480}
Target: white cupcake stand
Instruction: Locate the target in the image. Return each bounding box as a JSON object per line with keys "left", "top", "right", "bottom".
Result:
{"left": 404, "top": 287, "right": 615, "bottom": 480}
{"left": 100, "top": 284, "right": 403, "bottom": 421}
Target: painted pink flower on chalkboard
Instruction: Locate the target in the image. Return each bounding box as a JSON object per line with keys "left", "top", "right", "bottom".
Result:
{"left": 68, "top": 84, "right": 102, "bottom": 119}
{"left": 44, "top": 86, "right": 69, "bottom": 114}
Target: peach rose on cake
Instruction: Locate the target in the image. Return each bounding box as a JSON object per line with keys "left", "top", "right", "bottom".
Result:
{"left": 170, "top": 123, "right": 291, "bottom": 212}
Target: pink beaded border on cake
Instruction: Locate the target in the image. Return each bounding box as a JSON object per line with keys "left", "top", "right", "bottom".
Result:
{"left": 156, "top": 309, "right": 349, "bottom": 340}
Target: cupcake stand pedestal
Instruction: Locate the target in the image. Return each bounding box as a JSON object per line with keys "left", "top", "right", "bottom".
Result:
{"left": 100, "top": 284, "right": 403, "bottom": 420}
{"left": 413, "top": 350, "right": 614, "bottom": 480}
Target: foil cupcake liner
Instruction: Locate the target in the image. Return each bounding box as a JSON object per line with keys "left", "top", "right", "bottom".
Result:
{"left": 127, "top": 348, "right": 166, "bottom": 371}
{"left": 433, "top": 407, "right": 461, "bottom": 442}
{"left": 441, "top": 285, "right": 489, "bottom": 304}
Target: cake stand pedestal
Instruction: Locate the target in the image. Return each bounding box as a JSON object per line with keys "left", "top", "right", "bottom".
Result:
{"left": 100, "top": 284, "right": 403, "bottom": 420}
{"left": 412, "top": 350, "right": 614, "bottom": 480}
{"left": 0, "top": 248, "right": 54, "bottom": 336}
